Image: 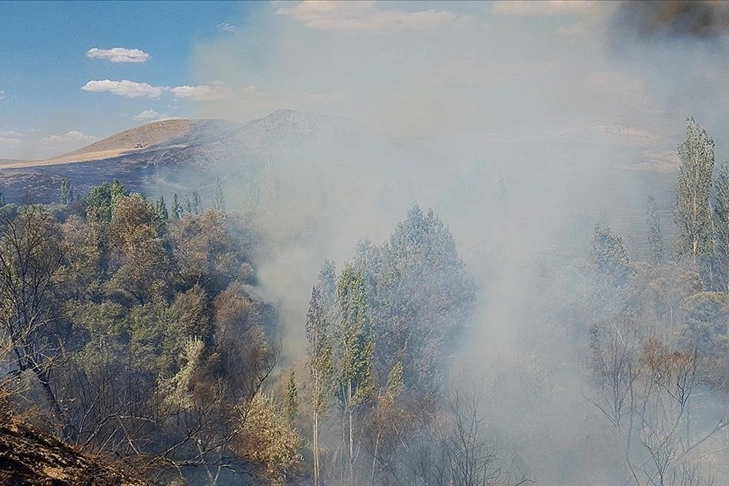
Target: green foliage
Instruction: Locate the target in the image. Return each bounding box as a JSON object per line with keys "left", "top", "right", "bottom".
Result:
{"left": 646, "top": 195, "right": 664, "bottom": 266}
{"left": 85, "top": 180, "right": 128, "bottom": 222}
{"left": 285, "top": 368, "right": 298, "bottom": 424}
{"left": 306, "top": 284, "right": 333, "bottom": 416}
{"left": 713, "top": 161, "right": 729, "bottom": 291}
{"left": 155, "top": 195, "right": 168, "bottom": 222}
{"left": 60, "top": 179, "right": 73, "bottom": 206}
{"left": 235, "top": 393, "right": 303, "bottom": 485}
{"left": 357, "top": 205, "right": 476, "bottom": 392}
{"left": 335, "top": 265, "right": 374, "bottom": 408}
{"left": 680, "top": 292, "right": 729, "bottom": 353}
{"left": 674, "top": 118, "right": 715, "bottom": 271}
{"left": 591, "top": 223, "right": 631, "bottom": 287}
{"left": 213, "top": 177, "right": 226, "bottom": 212}
{"left": 171, "top": 193, "right": 182, "bottom": 220}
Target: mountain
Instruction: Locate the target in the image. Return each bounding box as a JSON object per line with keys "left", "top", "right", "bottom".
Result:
{"left": 0, "top": 109, "right": 410, "bottom": 206}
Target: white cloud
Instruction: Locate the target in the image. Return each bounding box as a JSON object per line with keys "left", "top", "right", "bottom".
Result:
{"left": 169, "top": 84, "right": 232, "bottom": 101}
{"left": 276, "top": 1, "right": 460, "bottom": 32}
{"left": 40, "top": 131, "right": 98, "bottom": 144}
{"left": 86, "top": 47, "right": 150, "bottom": 63}
{"left": 81, "top": 79, "right": 164, "bottom": 98}
{"left": 217, "top": 22, "right": 238, "bottom": 33}
{"left": 491, "top": 1, "right": 594, "bottom": 17}
{"left": 134, "top": 109, "right": 175, "bottom": 121}
{"left": 0, "top": 134, "right": 21, "bottom": 147}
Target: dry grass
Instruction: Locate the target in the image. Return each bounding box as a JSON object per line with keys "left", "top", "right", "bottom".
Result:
{"left": 0, "top": 119, "right": 194, "bottom": 169}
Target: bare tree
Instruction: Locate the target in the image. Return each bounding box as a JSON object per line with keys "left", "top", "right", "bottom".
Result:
{"left": 0, "top": 206, "right": 65, "bottom": 430}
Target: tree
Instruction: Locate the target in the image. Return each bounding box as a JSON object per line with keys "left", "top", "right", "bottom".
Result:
{"left": 155, "top": 195, "right": 169, "bottom": 222}
{"left": 588, "top": 318, "right": 728, "bottom": 486}
{"left": 364, "top": 206, "right": 476, "bottom": 393}
{"left": 305, "top": 284, "right": 333, "bottom": 486}
{"left": 591, "top": 223, "right": 631, "bottom": 287}
{"left": 234, "top": 392, "right": 303, "bottom": 485}
{"left": 0, "top": 206, "right": 66, "bottom": 430}
{"left": 213, "top": 177, "right": 226, "bottom": 212}
{"left": 335, "top": 265, "right": 374, "bottom": 486}
{"left": 712, "top": 161, "right": 729, "bottom": 291}
{"left": 172, "top": 194, "right": 182, "bottom": 220}
{"left": 285, "top": 368, "right": 298, "bottom": 424}
{"left": 674, "top": 118, "right": 715, "bottom": 272}
{"left": 85, "top": 180, "right": 128, "bottom": 222}
{"left": 60, "top": 179, "right": 74, "bottom": 206}
{"left": 107, "top": 194, "right": 171, "bottom": 305}
{"left": 646, "top": 195, "right": 664, "bottom": 266}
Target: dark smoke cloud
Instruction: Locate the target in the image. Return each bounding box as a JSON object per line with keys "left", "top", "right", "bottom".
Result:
{"left": 613, "top": 1, "right": 729, "bottom": 41}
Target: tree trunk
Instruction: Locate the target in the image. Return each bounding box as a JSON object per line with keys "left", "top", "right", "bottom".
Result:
{"left": 348, "top": 380, "right": 354, "bottom": 486}
{"left": 313, "top": 408, "right": 320, "bottom": 486}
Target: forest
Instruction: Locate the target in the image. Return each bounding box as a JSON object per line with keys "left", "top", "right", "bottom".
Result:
{"left": 2, "top": 117, "right": 729, "bottom": 486}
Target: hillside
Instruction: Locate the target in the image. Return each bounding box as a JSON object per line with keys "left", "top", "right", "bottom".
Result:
{"left": 0, "top": 109, "right": 408, "bottom": 205}
{"left": 0, "top": 416, "right": 151, "bottom": 485}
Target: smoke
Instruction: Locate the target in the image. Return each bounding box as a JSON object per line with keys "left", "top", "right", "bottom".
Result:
{"left": 182, "top": 2, "right": 729, "bottom": 483}
{"left": 613, "top": 1, "right": 729, "bottom": 40}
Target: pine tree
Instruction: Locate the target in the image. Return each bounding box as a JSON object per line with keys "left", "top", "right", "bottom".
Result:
{"left": 646, "top": 195, "right": 664, "bottom": 266}
{"left": 674, "top": 118, "right": 715, "bottom": 270}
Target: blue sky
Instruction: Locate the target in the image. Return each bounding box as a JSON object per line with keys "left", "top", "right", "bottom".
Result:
{"left": 0, "top": 1, "right": 253, "bottom": 158}
{"left": 1, "top": 1, "right": 728, "bottom": 161}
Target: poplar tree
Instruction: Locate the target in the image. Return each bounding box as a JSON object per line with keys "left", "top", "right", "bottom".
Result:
{"left": 646, "top": 195, "right": 664, "bottom": 266}
{"left": 674, "top": 118, "right": 715, "bottom": 269}
{"left": 713, "top": 161, "right": 729, "bottom": 291}
{"left": 172, "top": 194, "right": 182, "bottom": 219}
{"left": 60, "top": 179, "right": 73, "bottom": 206}
{"left": 305, "top": 285, "right": 332, "bottom": 486}
{"left": 285, "top": 368, "right": 298, "bottom": 424}
{"left": 335, "top": 265, "right": 373, "bottom": 486}
{"left": 213, "top": 177, "right": 226, "bottom": 212}
{"left": 155, "top": 195, "right": 169, "bottom": 221}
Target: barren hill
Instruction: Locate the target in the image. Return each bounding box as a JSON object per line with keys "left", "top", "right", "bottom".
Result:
{"left": 0, "top": 109, "right": 407, "bottom": 204}
{"left": 48, "top": 118, "right": 195, "bottom": 164}
{"left": 0, "top": 415, "right": 151, "bottom": 485}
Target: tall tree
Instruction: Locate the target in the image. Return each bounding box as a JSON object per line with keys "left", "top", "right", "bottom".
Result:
{"left": 713, "top": 161, "right": 729, "bottom": 291}
{"left": 172, "top": 194, "right": 183, "bottom": 220}
{"left": 591, "top": 223, "right": 631, "bottom": 287}
{"left": 60, "top": 179, "right": 74, "bottom": 206}
{"left": 305, "top": 285, "right": 333, "bottom": 486}
{"left": 155, "top": 195, "right": 169, "bottom": 222}
{"left": 335, "top": 265, "right": 373, "bottom": 486}
{"left": 646, "top": 195, "right": 664, "bottom": 266}
{"left": 213, "top": 177, "right": 226, "bottom": 212}
{"left": 0, "top": 206, "right": 66, "bottom": 430}
{"left": 674, "top": 118, "right": 715, "bottom": 270}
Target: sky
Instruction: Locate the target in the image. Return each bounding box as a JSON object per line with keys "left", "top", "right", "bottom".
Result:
{"left": 1, "top": 1, "right": 728, "bottom": 161}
